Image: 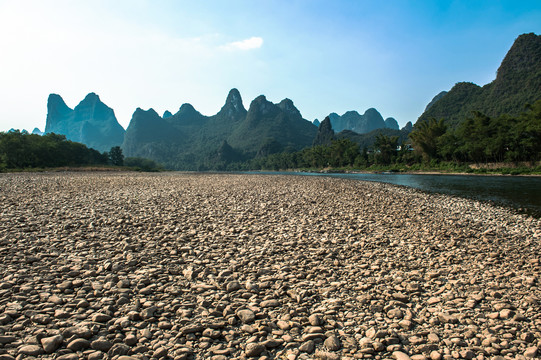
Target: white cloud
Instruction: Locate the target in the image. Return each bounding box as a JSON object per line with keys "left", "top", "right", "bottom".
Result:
{"left": 0, "top": 1, "right": 268, "bottom": 132}
{"left": 221, "top": 36, "right": 263, "bottom": 51}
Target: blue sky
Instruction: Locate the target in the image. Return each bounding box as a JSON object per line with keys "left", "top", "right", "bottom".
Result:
{"left": 0, "top": 0, "right": 540, "bottom": 132}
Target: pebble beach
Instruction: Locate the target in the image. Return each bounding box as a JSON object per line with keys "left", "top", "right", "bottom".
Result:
{"left": 0, "top": 172, "right": 539, "bottom": 360}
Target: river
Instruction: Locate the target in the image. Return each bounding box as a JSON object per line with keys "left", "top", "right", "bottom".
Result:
{"left": 246, "top": 171, "right": 541, "bottom": 217}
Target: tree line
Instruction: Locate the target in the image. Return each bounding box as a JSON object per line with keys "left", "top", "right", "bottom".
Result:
{"left": 410, "top": 99, "right": 541, "bottom": 164}
{"left": 218, "top": 135, "right": 415, "bottom": 171}
{"left": 0, "top": 130, "right": 136, "bottom": 171}
{"left": 229, "top": 99, "right": 541, "bottom": 171}
{"left": 2, "top": 99, "right": 539, "bottom": 172}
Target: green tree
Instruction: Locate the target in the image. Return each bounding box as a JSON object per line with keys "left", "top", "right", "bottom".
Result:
{"left": 0, "top": 131, "right": 108, "bottom": 169}
{"left": 109, "top": 146, "right": 124, "bottom": 166}
{"left": 409, "top": 118, "right": 447, "bottom": 161}
{"left": 328, "top": 139, "right": 359, "bottom": 167}
{"left": 373, "top": 134, "right": 399, "bottom": 165}
{"left": 505, "top": 100, "right": 541, "bottom": 162}
{"left": 0, "top": 152, "right": 7, "bottom": 171}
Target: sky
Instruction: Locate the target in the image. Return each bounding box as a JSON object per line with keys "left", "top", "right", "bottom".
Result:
{"left": 0, "top": 0, "right": 540, "bottom": 132}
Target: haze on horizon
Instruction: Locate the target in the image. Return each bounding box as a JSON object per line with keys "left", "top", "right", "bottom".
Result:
{"left": 0, "top": 0, "right": 540, "bottom": 133}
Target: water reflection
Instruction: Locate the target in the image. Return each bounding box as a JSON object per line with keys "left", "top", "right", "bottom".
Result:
{"left": 249, "top": 172, "right": 541, "bottom": 216}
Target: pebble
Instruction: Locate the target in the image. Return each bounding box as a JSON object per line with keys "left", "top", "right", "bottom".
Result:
{"left": 0, "top": 172, "right": 539, "bottom": 360}
{"left": 226, "top": 280, "right": 242, "bottom": 292}
{"left": 245, "top": 342, "right": 265, "bottom": 357}
{"left": 18, "top": 345, "right": 43, "bottom": 356}
{"left": 56, "top": 354, "right": 79, "bottom": 360}
{"left": 91, "top": 338, "right": 113, "bottom": 351}
{"left": 91, "top": 313, "right": 112, "bottom": 323}
{"left": 67, "top": 338, "right": 91, "bottom": 351}
{"left": 237, "top": 309, "right": 256, "bottom": 324}
{"left": 0, "top": 336, "right": 16, "bottom": 344}
{"left": 300, "top": 340, "right": 315, "bottom": 353}
{"left": 324, "top": 335, "right": 341, "bottom": 351}
{"left": 394, "top": 351, "right": 412, "bottom": 360}
{"left": 309, "top": 314, "right": 323, "bottom": 326}
{"left": 41, "top": 334, "right": 63, "bottom": 353}
{"left": 153, "top": 347, "right": 168, "bottom": 358}
{"left": 260, "top": 299, "right": 281, "bottom": 308}
{"left": 524, "top": 346, "right": 538, "bottom": 358}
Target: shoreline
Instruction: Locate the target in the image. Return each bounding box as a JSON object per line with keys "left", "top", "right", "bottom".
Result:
{"left": 301, "top": 169, "right": 541, "bottom": 177}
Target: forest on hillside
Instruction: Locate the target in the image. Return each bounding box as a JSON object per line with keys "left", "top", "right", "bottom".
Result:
{"left": 2, "top": 99, "right": 540, "bottom": 174}
{"left": 227, "top": 100, "right": 541, "bottom": 173}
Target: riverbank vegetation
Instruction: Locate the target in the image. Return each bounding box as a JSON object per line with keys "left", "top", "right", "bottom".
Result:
{"left": 2, "top": 100, "right": 539, "bottom": 175}
{"left": 0, "top": 131, "right": 163, "bottom": 172}
{"left": 231, "top": 100, "right": 541, "bottom": 175}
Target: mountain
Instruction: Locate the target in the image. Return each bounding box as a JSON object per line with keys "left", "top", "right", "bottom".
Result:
{"left": 402, "top": 121, "right": 413, "bottom": 132}
{"left": 230, "top": 97, "right": 317, "bottom": 154}
{"left": 44, "top": 93, "right": 125, "bottom": 151}
{"left": 337, "top": 125, "right": 412, "bottom": 150}
{"left": 312, "top": 119, "right": 320, "bottom": 127}
{"left": 32, "top": 128, "right": 43, "bottom": 135}
{"left": 417, "top": 33, "right": 541, "bottom": 127}
{"left": 328, "top": 108, "right": 394, "bottom": 133}
{"left": 313, "top": 117, "right": 335, "bottom": 146}
{"left": 424, "top": 91, "right": 448, "bottom": 112}
{"left": 122, "top": 108, "right": 182, "bottom": 159}
{"left": 122, "top": 89, "right": 318, "bottom": 169}
{"left": 384, "top": 117, "right": 399, "bottom": 130}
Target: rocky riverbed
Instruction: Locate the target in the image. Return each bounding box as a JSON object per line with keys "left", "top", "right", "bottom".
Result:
{"left": 0, "top": 172, "right": 539, "bottom": 360}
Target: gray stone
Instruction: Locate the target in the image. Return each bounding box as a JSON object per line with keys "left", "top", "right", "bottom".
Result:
{"left": 108, "top": 343, "right": 130, "bottom": 357}
{"left": 67, "top": 338, "right": 90, "bottom": 351}
{"left": 88, "top": 351, "right": 104, "bottom": 360}
{"left": 153, "top": 347, "right": 168, "bottom": 358}
{"left": 324, "top": 335, "right": 341, "bottom": 351}
{"left": 125, "top": 334, "right": 138, "bottom": 346}
{"left": 63, "top": 325, "right": 93, "bottom": 339}
{"left": 299, "top": 340, "right": 315, "bottom": 353}
{"left": 18, "top": 344, "right": 44, "bottom": 356}
{"left": 91, "top": 313, "right": 112, "bottom": 323}
{"left": 237, "top": 309, "right": 255, "bottom": 323}
{"left": 245, "top": 343, "right": 265, "bottom": 357}
{"left": 57, "top": 354, "right": 80, "bottom": 360}
{"left": 226, "top": 280, "right": 241, "bottom": 292}
{"left": 0, "top": 336, "right": 16, "bottom": 344}
{"left": 41, "top": 334, "right": 63, "bottom": 353}
{"left": 180, "top": 324, "right": 204, "bottom": 334}
{"left": 91, "top": 338, "right": 113, "bottom": 351}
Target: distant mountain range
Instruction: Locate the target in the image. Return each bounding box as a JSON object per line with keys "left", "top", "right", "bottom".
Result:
{"left": 45, "top": 93, "right": 125, "bottom": 152}
{"left": 313, "top": 110, "right": 399, "bottom": 133}
{"left": 328, "top": 109, "right": 399, "bottom": 133}
{"left": 121, "top": 89, "right": 319, "bottom": 169}
{"left": 43, "top": 88, "right": 398, "bottom": 169}
{"left": 417, "top": 33, "right": 541, "bottom": 127}
{"left": 39, "top": 32, "right": 539, "bottom": 169}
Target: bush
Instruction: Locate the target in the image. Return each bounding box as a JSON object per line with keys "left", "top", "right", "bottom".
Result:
{"left": 124, "top": 157, "right": 163, "bottom": 172}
